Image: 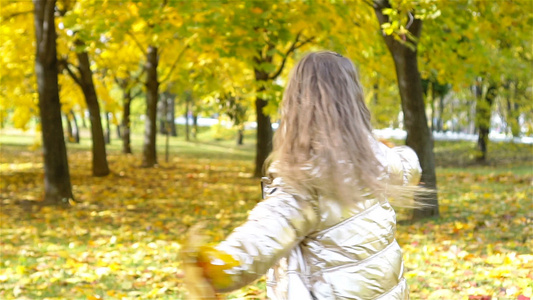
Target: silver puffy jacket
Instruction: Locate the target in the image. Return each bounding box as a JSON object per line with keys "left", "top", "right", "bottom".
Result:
{"left": 215, "top": 141, "right": 421, "bottom": 299}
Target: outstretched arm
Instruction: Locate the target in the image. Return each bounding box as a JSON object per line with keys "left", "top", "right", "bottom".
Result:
{"left": 195, "top": 180, "right": 319, "bottom": 293}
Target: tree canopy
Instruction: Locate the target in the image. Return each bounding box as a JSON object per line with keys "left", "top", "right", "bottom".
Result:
{"left": 1, "top": 0, "right": 530, "bottom": 133}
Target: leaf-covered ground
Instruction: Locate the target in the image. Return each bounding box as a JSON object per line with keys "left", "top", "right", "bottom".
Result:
{"left": 1, "top": 130, "right": 532, "bottom": 299}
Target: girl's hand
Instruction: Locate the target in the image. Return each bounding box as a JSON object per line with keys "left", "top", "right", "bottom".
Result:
{"left": 182, "top": 259, "right": 218, "bottom": 299}
{"left": 378, "top": 138, "right": 396, "bottom": 148}
{"left": 181, "top": 223, "right": 218, "bottom": 299}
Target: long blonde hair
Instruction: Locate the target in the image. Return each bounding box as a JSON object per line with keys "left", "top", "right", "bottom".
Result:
{"left": 267, "top": 51, "right": 389, "bottom": 203}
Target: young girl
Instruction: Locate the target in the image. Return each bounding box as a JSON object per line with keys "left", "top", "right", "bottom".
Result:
{"left": 183, "top": 51, "right": 422, "bottom": 299}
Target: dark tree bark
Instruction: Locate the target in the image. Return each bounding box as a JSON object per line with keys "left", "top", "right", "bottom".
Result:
{"left": 250, "top": 33, "right": 313, "bottom": 177}
{"left": 163, "top": 94, "right": 170, "bottom": 163}
{"left": 158, "top": 91, "right": 177, "bottom": 136}
{"left": 506, "top": 99, "right": 520, "bottom": 137}
{"left": 121, "top": 89, "right": 133, "bottom": 154}
{"left": 236, "top": 126, "right": 244, "bottom": 146}
{"left": 81, "top": 112, "right": 87, "bottom": 128}
{"left": 504, "top": 81, "right": 521, "bottom": 137}
{"left": 158, "top": 96, "right": 167, "bottom": 135}
{"left": 438, "top": 95, "right": 444, "bottom": 132}
{"left": 33, "top": 0, "right": 73, "bottom": 205}
{"left": 64, "top": 111, "right": 80, "bottom": 143}
{"left": 423, "top": 79, "right": 448, "bottom": 132}
{"left": 104, "top": 111, "right": 111, "bottom": 145}
{"left": 374, "top": 0, "right": 439, "bottom": 220}
{"left": 168, "top": 95, "right": 177, "bottom": 137}
{"left": 116, "top": 123, "right": 121, "bottom": 139}
{"left": 192, "top": 114, "right": 198, "bottom": 139}
{"left": 430, "top": 83, "right": 436, "bottom": 132}
{"left": 373, "top": 82, "right": 379, "bottom": 105}
{"left": 185, "top": 92, "right": 191, "bottom": 142}
{"left": 141, "top": 45, "right": 159, "bottom": 167}
{"left": 73, "top": 47, "right": 110, "bottom": 176}
{"left": 70, "top": 110, "right": 80, "bottom": 143}
{"left": 253, "top": 71, "right": 273, "bottom": 178}
{"left": 64, "top": 112, "right": 74, "bottom": 142}
{"left": 253, "top": 51, "right": 274, "bottom": 178}
{"left": 475, "top": 84, "right": 497, "bottom": 162}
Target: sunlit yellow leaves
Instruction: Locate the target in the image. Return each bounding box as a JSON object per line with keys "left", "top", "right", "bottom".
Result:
{"left": 0, "top": 2, "right": 37, "bottom": 130}
{"left": 1, "top": 136, "right": 531, "bottom": 299}
{"left": 132, "top": 20, "right": 146, "bottom": 33}
{"left": 396, "top": 162, "right": 533, "bottom": 299}
{"left": 128, "top": 2, "right": 139, "bottom": 17}
{"left": 168, "top": 13, "right": 183, "bottom": 28}
{"left": 59, "top": 75, "right": 85, "bottom": 113}
{"left": 3, "top": 134, "right": 272, "bottom": 298}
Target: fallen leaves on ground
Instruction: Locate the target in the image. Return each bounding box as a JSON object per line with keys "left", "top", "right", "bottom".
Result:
{"left": 0, "top": 144, "right": 532, "bottom": 299}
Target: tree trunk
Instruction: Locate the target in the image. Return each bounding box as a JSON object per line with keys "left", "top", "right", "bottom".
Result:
{"left": 505, "top": 82, "right": 520, "bottom": 137}
{"left": 475, "top": 84, "right": 496, "bottom": 162}
{"left": 251, "top": 46, "right": 275, "bottom": 177}
{"left": 252, "top": 55, "right": 274, "bottom": 177}
{"left": 142, "top": 45, "right": 159, "bottom": 167}
{"left": 163, "top": 94, "right": 170, "bottom": 163}
{"left": 159, "top": 91, "right": 177, "bottom": 136}
{"left": 104, "top": 111, "right": 111, "bottom": 144}
{"left": 33, "top": 0, "right": 73, "bottom": 205}
{"left": 395, "top": 52, "right": 439, "bottom": 220}
{"left": 510, "top": 101, "right": 520, "bottom": 137}
{"left": 116, "top": 123, "right": 121, "bottom": 139}
{"left": 70, "top": 110, "right": 80, "bottom": 143}
{"left": 254, "top": 94, "right": 273, "bottom": 177}
{"left": 374, "top": 1, "right": 439, "bottom": 220}
{"left": 158, "top": 96, "right": 167, "bottom": 135}
{"left": 373, "top": 82, "right": 379, "bottom": 105}
{"left": 64, "top": 112, "right": 74, "bottom": 142}
{"left": 438, "top": 95, "right": 444, "bottom": 132}
{"left": 185, "top": 93, "right": 191, "bottom": 142}
{"left": 430, "top": 82, "right": 436, "bottom": 132}
{"left": 192, "top": 114, "right": 198, "bottom": 139}
{"left": 0, "top": 111, "right": 5, "bottom": 129}
{"left": 76, "top": 47, "right": 110, "bottom": 177}
{"left": 81, "top": 111, "right": 87, "bottom": 128}
{"left": 253, "top": 81, "right": 273, "bottom": 177}
{"left": 236, "top": 126, "right": 244, "bottom": 145}
{"left": 121, "top": 89, "right": 132, "bottom": 154}
{"left": 168, "top": 94, "right": 177, "bottom": 137}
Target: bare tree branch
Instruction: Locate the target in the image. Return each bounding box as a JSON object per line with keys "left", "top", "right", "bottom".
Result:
{"left": 159, "top": 33, "right": 198, "bottom": 84}
{"left": 293, "top": 35, "right": 315, "bottom": 50}
{"left": 373, "top": 0, "right": 389, "bottom": 10}
{"left": 362, "top": 0, "right": 375, "bottom": 8}
{"left": 268, "top": 32, "right": 315, "bottom": 80}
{"left": 131, "top": 89, "right": 144, "bottom": 99}
{"left": 374, "top": 0, "right": 422, "bottom": 47}
{"left": 126, "top": 31, "right": 148, "bottom": 56}
{"left": 60, "top": 59, "right": 83, "bottom": 88}
{"left": 1, "top": 10, "right": 33, "bottom": 21}
{"left": 114, "top": 76, "right": 125, "bottom": 89}
{"left": 159, "top": 45, "right": 189, "bottom": 84}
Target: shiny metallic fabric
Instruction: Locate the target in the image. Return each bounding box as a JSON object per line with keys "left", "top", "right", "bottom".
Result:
{"left": 214, "top": 141, "right": 421, "bottom": 299}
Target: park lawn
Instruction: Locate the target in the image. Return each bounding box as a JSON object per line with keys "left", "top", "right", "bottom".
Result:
{"left": 0, "top": 129, "right": 532, "bottom": 299}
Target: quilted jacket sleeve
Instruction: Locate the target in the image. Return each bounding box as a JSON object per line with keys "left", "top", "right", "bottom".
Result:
{"left": 377, "top": 142, "right": 422, "bottom": 186}
{"left": 200, "top": 178, "right": 319, "bottom": 293}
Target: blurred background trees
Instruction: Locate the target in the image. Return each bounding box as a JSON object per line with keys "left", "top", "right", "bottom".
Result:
{"left": 1, "top": 0, "right": 531, "bottom": 218}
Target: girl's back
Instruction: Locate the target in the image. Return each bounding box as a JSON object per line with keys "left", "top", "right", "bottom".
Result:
{"left": 183, "top": 52, "right": 422, "bottom": 300}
